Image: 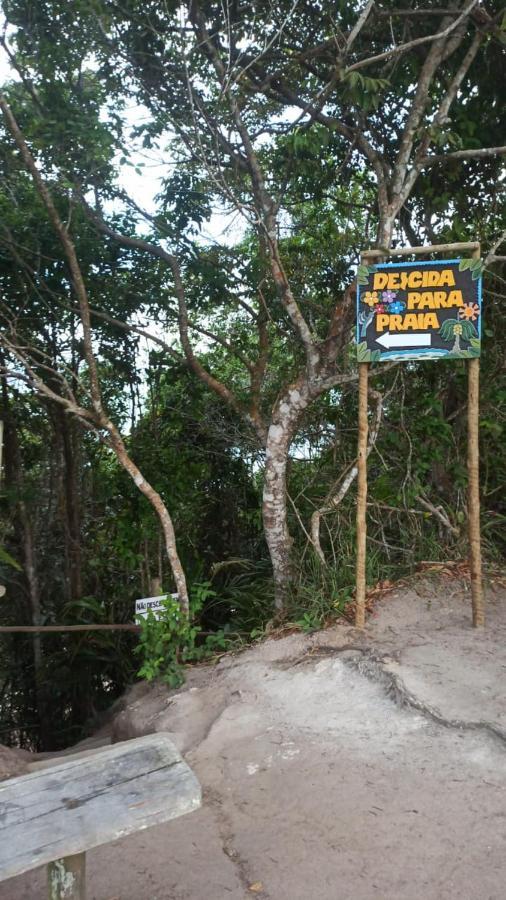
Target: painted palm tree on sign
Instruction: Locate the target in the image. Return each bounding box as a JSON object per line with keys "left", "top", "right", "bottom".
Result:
{"left": 439, "top": 318, "right": 478, "bottom": 354}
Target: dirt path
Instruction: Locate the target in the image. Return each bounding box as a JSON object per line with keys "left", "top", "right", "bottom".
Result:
{"left": 2, "top": 577, "right": 506, "bottom": 899}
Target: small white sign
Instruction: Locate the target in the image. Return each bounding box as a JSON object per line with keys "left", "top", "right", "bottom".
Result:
{"left": 135, "top": 594, "right": 178, "bottom": 621}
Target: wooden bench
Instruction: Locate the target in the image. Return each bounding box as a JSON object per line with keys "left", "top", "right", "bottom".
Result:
{"left": 0, "top": 733, "right": 201, "bottom": 899}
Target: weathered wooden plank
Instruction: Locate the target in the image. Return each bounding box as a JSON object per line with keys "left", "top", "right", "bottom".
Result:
{"left": 2, "top": 742, "right": 177, "bottom": 827}
{"left": 0, "top": 733, "right": 201, "bottom": 881}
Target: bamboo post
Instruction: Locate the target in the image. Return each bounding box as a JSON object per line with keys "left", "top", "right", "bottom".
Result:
{"left": 355, "top": 248, "right": 379, "bottom": 628}
{"left": 362, "top": 241, "right": 481, "bottom": 259}
{"left": 468, "top": 246, "right": 484, "bottom": 626}
{"left": 355, "top": 246, "right": 374, "bottom": 628}
{"left": 355, "top": 360, "right": 369, "bottom": 628}
{"left": 48, "top": 853, "right": 86, "bottom": 900}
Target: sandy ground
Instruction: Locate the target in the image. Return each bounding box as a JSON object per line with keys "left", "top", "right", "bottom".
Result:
{"left": 2, "top": 575, "right": 506, "bottom": 900}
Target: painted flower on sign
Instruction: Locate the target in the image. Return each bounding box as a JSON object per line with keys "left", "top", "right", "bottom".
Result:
{"left": 363, "top": 290, "right": 379, "bottom": 307}
{"left": 389, "top": 300, "right": 406, "bottom": 314}
{"left": 382, "top": 290, "right": 397, "bottom": 303}
{"left": 459, "top": 303, "right": 480, "bottom": 322}
{"left": 375, "top": 304, "right": 386, "bottom": 314}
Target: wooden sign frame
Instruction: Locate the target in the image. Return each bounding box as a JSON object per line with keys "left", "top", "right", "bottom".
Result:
{"left": 355, "top": 242, "right": 484, "bottom": 629}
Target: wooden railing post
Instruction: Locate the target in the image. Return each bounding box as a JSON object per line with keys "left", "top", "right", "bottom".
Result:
{"left": 48, "top": 853, "right": 86, "bottom": 900}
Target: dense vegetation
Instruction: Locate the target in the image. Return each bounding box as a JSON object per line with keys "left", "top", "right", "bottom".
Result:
{"left": 0, "top": 0, "right": 504, "bottom": 750}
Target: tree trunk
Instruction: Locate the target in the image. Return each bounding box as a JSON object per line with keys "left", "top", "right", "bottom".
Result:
{"left": 106, "top": 427, "right": 190, "bottom": 615}
{"left": 377, "top": 214, "right": 396, "bottom": 250}
{"left": 263, "top": 427, "right": 293, "bottom": 611}
{"left": 17, "top": 502, "right": 48, "bottom": 746}
{"left": 19, "top": 508, "right": 41, "bottom": 668}
{"left": 59, "top": 411, "right": 83, "bottom": 602}
{"left": 0, "top": 378, "right": 48, "bottom": 748}
{"left": 452, "top": 333, "right": 461, "bottom": 353}
{"left": 0, "top": 96, "right": 189, "bottom": 620}
{"left": 262, "top": 378, "right": 310, "bottom": 610}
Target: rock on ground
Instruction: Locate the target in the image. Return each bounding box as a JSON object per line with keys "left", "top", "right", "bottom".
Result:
{"left": 1, "top": 576, "right": 506, "bottom": 900}
{"left": 0, "top": 744, "right": 32, "bottom": 781}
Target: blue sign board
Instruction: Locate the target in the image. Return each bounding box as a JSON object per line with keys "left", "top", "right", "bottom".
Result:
{"left": 356, "top": 258, "right": 482, "bottom": 362}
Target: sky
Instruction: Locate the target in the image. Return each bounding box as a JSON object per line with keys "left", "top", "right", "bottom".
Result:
{"left": 113, "top": 100, "right": 247, "bottom": 244}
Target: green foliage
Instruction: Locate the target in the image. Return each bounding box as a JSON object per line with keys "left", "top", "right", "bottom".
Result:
{"left": 342, "top": 71, "right": 390, "bottom": 112}
{"left": 459, "top": 258, "right": 484, "bottom": 280}
{"left": 356, "top": 264, "right": 377, "bottom": 286}
{"left": 0, "top": 546, "right": 22, "bottom": 571}
{"left": 135, "top": 595, "right": 199, "bottom": 687}
{"left": 134, "top": 582, "right": 251, "bottom": 687}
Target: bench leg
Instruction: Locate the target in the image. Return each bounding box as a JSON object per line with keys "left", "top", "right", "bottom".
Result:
{"left": 47, "top": 852, "right": 86, "bottom": 899}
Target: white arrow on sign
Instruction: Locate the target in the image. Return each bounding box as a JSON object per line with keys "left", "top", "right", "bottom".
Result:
{"left": 375, "top": 332, "right": 432, "bottom": 350}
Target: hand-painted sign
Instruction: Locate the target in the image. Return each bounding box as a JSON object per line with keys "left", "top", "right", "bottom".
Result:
{"left": 356, "top": 258, "right": 482, "bottom": 362}
{"left": 135, "top": 594, "right": 178, "bottom": 620}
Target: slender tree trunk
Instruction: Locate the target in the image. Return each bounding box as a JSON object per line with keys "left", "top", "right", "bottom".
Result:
{"left": 106, "top": 426, "right": 189, "bottom": 615}
{"left": 452, "top": 333, "right": 461, "bottom": 353}
{"left": 18, "top": 502, "right": 42, "bottom": 667}
{"left": 0, "top": 378, "right": 48, "bottom": 747}
{"left": 262, "top": 377, "right": 310, "bottom": 610}
{"left": 17, "top": 491, "right": 50, "bottom": 747}
{"left": 0, "top": 95, "right": 189, "bottom": 618}
{"left": 59, "top": 412, "right": 83, "bottom": 602}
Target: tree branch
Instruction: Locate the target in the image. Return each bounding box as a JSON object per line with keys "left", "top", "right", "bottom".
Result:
{"left": 188, "top": 1, "right": 319, "bottom": 373}
{"left": 345, "top": 0, "right": 479, "bottom": 73}
{"left": 0, "top": 93, "right": 103, "bottom": 414}
{"left": 420, "top": 145, "right": 506, "bottom": 167}
{"left": 311, "top": 387, "right": 384, "bottom": 564}
{"left": 82, "top": 199, "right": 254, "bottom": 425}
{"left": 0, "top": 94, "right": 190, "bottom": 612}
{"left": 485, "top": 230, "right": 506, "bottom": 266}
{"left": 345, "top": 0, "right": 375, "bottom": 53}
{"left": 390, "top": 8, "right": 468, "bottom": 207}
